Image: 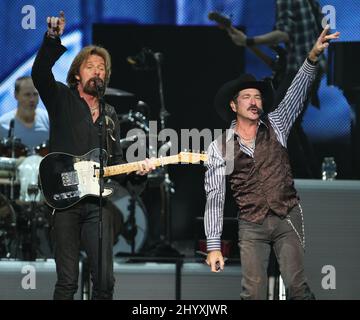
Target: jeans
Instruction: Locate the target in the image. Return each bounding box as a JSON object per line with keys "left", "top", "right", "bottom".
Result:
{"left": 52, "top": 199, "right": 115, "bottom": 300}
{"left": 238, "top": 205, "right": 314, "bottom": 300}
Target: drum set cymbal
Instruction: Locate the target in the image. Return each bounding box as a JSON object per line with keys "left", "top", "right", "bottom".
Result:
{"left": 104, "top": 87, "right": 137, "bottom": 116}
{"left": 105, "top": 87, "right": 135, "bottom": 97}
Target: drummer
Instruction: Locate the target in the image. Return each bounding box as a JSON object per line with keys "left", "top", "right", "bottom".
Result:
{"left": 0, "top": 76, "right": 49, "bottom": 151}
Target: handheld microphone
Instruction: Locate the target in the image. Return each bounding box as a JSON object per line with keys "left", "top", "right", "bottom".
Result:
{"left": 249, "top": 106, "right": 264, "bottom": 116}
{"left": 93, "top": 77, "right": 105, "bottom": 97}
{"left": 8, "top": 118, "right": 15, "bottom": 138}
{"left": 257, "top": 107, "right": 264, "bottom": 116}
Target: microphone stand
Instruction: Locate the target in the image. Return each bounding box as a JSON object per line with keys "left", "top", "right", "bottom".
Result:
{"left": 128, "top": 49, "right": 180, "bottom": 257}
{"left": 152, "top": 53, "right": 179, "bottom": 257}
{"left": 9, "top": 119, "right": 15, "bottom": 201}
{"left": 124, "top": 181, "right": 137, "bottom": 255}
{"left": 96, "top": 83, "right": 105, "bottom": 295}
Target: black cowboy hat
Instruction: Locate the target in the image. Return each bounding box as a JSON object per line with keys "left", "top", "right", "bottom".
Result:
{"left": 214, "top": 74, "right": 274, "bottom": 123}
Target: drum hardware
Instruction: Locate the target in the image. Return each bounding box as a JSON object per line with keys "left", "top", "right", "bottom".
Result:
{"left": 27, "top": 184, "right": 40, "bottom": 198}
{"left": 12, "top": 201, "right": 52, "bottom": 261}
{"left": 0, "top": 193, "right": 17, "bottom": 258}
{"left": 0, "top": 137, "right": 28, "bottom": 158}
{"left": 34, "top": 141, "right": 49, "bottom": 157}
{"left": 121, "top": 183, "right": 138, "bottom": 255}
{"left": 128, "top": 48, "right": 180, "bottom": 257}
{"left": 119, "top": 110, "right": 149, "bottom": 133}
{"left": 110, "top": 182, "right": 148, "bottom": 256}
{"left": 0, "top": 157, "right": 17, "bottom": 171}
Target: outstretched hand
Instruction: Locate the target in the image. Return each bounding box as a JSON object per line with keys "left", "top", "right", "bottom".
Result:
{"left": 309, "top": 25, "right": 340, "bottom": 62}
{"left": 47, "top": 11, "right": 66, "bottom": 38}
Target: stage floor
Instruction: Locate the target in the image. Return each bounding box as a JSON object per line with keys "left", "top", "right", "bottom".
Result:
{"left": 0, "top": 257, "right": 242, "bottom": 300}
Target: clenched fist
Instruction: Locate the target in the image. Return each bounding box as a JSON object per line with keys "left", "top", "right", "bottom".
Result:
{"left": 47, "top": 11, "right": 66, "bottom": 38}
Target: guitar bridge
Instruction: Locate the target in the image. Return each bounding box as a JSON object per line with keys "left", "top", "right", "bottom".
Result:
{"left": 53, "top": 190, "right": 81, "bottom": 201}
{"left": 61, "top": 171, "right": 79, "bottom": 186}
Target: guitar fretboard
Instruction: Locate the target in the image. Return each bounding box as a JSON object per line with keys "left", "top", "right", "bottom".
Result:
{"left": 103, "top": 155, "right": 181, "bottom": 177}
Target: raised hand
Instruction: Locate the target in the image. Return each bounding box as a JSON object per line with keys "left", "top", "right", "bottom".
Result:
{"left": 47, "top": 11, "right": 66, "bottom": 38}
{"left": 227, "top": 26, "right": 247, "bottom": 47}
{"left": 309, "top": 25, "right": 340, "bottom": 62}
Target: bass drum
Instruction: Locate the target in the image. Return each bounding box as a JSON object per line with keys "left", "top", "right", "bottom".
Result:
{"left": 17, "top": 154, "right": 43, "bottom": 202}
{"left": 109, "top": 184, "right": 148, "bottom": 256}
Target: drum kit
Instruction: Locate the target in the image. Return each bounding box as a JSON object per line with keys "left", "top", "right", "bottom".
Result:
{"left": 0, "top": 137, "right": 52, "bottom": 260}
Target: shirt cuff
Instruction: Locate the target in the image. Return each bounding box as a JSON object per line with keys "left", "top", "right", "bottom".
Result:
{"left": 44, "top": 32, "right": 61, "bottom": 44}
{"left": 206, "top": 238, "right": 221, "bottom": 252}
{"left": 302, "top": 58, "right": 318, "bottom": 76}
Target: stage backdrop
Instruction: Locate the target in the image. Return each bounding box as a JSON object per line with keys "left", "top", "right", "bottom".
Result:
{"left": 93, "top": 24, "right": 243, "bottom": 243}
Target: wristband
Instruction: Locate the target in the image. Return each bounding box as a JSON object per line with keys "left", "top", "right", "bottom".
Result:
{"left": 246, "top": 37, "right": 256, "bottom": 46}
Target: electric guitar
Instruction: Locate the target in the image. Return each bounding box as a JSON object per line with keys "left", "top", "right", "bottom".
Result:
{"left": 208, "top": 11, "right": 287, "bottom": 88}
{"left": 38, "top": 148, "right": 208, "bottom": 210}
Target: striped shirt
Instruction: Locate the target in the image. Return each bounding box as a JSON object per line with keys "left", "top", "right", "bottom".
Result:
{"left": 204, "top": 59, "right": 317, "bottom": 251}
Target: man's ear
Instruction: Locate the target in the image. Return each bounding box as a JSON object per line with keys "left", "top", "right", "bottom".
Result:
{"left": 230, "top": 101, "right": 237, "bottom": 112}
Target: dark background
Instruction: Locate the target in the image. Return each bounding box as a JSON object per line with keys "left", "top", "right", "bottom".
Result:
{"left": 93, "top": 24, "right": 242, "bottom": 246}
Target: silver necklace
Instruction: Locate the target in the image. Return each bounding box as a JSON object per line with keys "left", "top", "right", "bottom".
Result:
{"left": 89, "top": 105, "right": 98, "bottom": 116}
{"left": 239, "top": 134, "right": 256, "bottom": 149}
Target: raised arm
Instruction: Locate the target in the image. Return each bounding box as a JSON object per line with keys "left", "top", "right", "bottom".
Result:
{"left": 269, "top": 26, "right": 340, "bottom": 144}
{"left": 31, "top": 11, "right": 67, "bottom": 112}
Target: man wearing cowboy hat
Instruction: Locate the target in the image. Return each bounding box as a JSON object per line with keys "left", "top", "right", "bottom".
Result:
{"left": 204, "top": 26, "right": 339, "bottom": 299}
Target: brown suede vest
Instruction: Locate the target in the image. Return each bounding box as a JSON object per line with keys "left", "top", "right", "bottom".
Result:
{"left": 221, "top": 120, "right": 299, "bottom": 224}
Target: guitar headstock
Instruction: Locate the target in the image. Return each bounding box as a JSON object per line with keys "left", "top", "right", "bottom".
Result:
{"left": 208, "top": 11, "right": 232, "bottom": 29}
{"left": 177, "top": 152, "right": 208, "bottom": 164}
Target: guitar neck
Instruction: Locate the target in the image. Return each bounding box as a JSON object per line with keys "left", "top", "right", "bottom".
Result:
{"left": 208, "top": 12, "right": 276, "bottom": 70}
{"left": 103, "top": 155, "right": 180, "bottom": 177}
{"left": 248, "top": 46, "right": 274, "bottom": 69}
